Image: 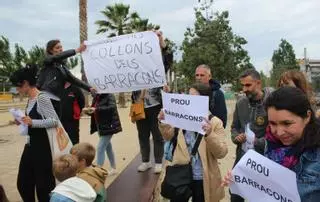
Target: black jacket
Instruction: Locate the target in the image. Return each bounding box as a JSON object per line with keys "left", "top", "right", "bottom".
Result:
{"left": 209, "top": 79, "right": 227, "bottom": 128}
{"left": 90, "top": 94, "right": 122, "bottom": 136}
{"left": 37, "top": 50, "right": 91, "bottom": 98}
{"left": 60, "top": 85, "right": 85, "bottom": 123}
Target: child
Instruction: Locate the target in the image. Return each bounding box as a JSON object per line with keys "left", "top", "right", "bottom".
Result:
{"left": 70, "top": 143, "right": 108, "bottom": 202}
{"left": 51, "top": 154, "right": 96, "bottom": 202}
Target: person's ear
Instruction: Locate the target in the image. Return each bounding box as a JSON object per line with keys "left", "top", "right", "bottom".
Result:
{"left": 305, "top": 110, "right": 312, "bottom": 124}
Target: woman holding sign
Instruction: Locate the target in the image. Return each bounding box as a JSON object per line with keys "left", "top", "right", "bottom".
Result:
{"left": 158, "top": 82, "right": 228, "bottom": 202}
{"left": 37, "top": 39, "right": 96, "bottom": 103}
{"left": 10, "top": 64, "right": 60, "bottom": 201}
{"left": 222, "top": 87, "right": 320, "bottom": 201}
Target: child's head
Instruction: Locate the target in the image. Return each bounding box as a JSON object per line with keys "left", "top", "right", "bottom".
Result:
{"left": 70, "top": 143, "right": 96, "bottom": 170}
{"left": 53, "top": 154, "right": 79, "bottom": 182}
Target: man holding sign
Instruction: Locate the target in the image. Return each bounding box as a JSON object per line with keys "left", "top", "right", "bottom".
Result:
{"left": 230, "top": 69, "right": 272, "bottom": 202}
{"left": 158, "top": 82, "right": 228, "bottom": 202}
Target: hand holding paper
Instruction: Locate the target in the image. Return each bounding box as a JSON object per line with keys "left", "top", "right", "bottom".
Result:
{"left": 242, "top": 124, "right": 255, "bottom": 152}
{"left": 158, "top": 109, "right": 165, "bottom": 121}
{"left": 9, "top": 108, "right": 28, "bottom": 136}
{"left": 230, "top": 150, "right": 301, "bottom": 202}
{"left": 161, "top": 92, "right": 209, "bottom": 134}
{"left": 9, "top": 108, "right": 25, "bottom": 123}
{"left": 235, "top": 133, "right": 246, "bottom": 143}
{"left": 202, "top": 118, "right": 212, "bottom": 136}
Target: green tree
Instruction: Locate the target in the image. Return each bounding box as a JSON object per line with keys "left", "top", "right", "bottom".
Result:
{"left": 95, "top": 3, "right": 134, "bottom": 36}
{"left": 13, "top": 44, "right": 28, "bottom": 68}
{"left": 260, "top": 71, "right": 270, "bottom": 87}
{"left": 178, "top": 5, "right": 253, "bottom": 89}
{"left": 66, "top": 57, "right": 79, "bottom": 69}
{"left": 0, "top": 36, "right": 78, "bottom": 78}
{"left": 270, "top": 39, "right": 299, "bottom": 86}
{"left": 129, "top": 13, "right": 160, "bottom": 32}
{"left": 0, "top": 36, "right": 15, "bottom": 77}
{"left": 27, "top": 46, "right": 46, "bottom": 65}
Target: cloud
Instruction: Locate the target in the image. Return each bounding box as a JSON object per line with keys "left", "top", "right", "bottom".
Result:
{"left": 1, "top": 0, "right": 319, "bottom": 76}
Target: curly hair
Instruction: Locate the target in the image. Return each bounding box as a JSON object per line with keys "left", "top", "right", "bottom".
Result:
{"left": 9, "top": 64, "right": 38, "bottom": 87}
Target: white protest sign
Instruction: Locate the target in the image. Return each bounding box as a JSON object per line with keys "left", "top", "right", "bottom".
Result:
{"left": 161, "top": 92, "right": 208, "bottom": 134}
{"left": 230, "top": 150, "right": 301, "bottom": 202}
{"left": 82, "top": 31, "right": 166, "bottom": 93}
{"left": 242, "top": 124, "right": 255, "bottom": 152}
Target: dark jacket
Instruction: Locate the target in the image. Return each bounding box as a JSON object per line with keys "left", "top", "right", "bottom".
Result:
{"left": 231, "top": 88, "right": 273, "bottom": 164}
{"left": 60, "top": 85, "right": 85, "bottom": 122}
{"left": 37, "top": 49, "right": 91, "bottom": 98}
{"left": 209, "top": 80, "right": 227, "bottom": 128}
{"left": 90, "top": 94, "right": 122, "bottom": 136}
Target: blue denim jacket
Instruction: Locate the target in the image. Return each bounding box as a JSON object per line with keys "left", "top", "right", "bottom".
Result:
{"left": 293, "top": 148, "right": 320, "bottom": 201}
{"left": 50, "top": 193, "right": 75, "bottom": 202}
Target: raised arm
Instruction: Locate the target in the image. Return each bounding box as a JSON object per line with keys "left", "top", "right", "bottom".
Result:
{"left": 44, "top": 49, "right": 76, "bottom": 65}
{"left": 65, "top": 68, "right": 91, "bottom": 92}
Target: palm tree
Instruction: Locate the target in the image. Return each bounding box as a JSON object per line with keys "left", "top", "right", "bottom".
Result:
{"left": 95, "top": 3, "right": 136, "bottom": 108}
{"left": 27, "top": 46, "right": 45, "bottom": 65}
{"left": 79, "top": 0, "right": 89, "bottom": 105}
{"left": 95, "top": 3, "right": 132, "bottom": 36}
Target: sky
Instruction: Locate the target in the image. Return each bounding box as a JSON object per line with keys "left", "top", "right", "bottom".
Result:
{"left": 1, "top": 0, "right": 319, "bottom": 77}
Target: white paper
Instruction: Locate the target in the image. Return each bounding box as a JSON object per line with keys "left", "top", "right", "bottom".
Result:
{"left": 230, "top": 150, "right": 301, "bottom": 202}
{"left": 242, "top": 123, "right": 255, "bottom": 152}
{"left": 9, "top": 108, "right": 24, "bottom": 123}
{"left": 9, "top": 108, "right": 28, "bottom": 136}
{"left": 161, "top": 92, "right": 209, "bottom": 134}
{"left": 82, "top": 31, "right": 167, "bottom": 93}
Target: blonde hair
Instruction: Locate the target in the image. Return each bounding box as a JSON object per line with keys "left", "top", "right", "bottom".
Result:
{"left": 277, "top": 70, "right": 315, "bottom": 104}
{"left": 70, "top": 143, "right": 96, "bottom": 166}
{"left": 53, "top": 154, "right": 79, "bottom": 182}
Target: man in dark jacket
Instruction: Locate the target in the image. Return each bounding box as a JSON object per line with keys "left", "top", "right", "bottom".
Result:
{"left": 230, "top": 69, "right": 272, "bottom": 202}
{"left": 195, "top": 64, "right": 227, "bottom": 128}
{"left": 60, "top": 82, "right": 85, "bottom": 145}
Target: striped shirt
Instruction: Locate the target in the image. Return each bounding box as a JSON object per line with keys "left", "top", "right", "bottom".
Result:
{"left": 25, "top": 92, "right": 59, "bottom": 144}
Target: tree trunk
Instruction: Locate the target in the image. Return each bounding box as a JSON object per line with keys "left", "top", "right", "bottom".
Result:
{"left": 118, "top": 93, "right": 126, "bottom": 108}
{"left": 79, "top": 0, "right": 90, "bottom": 106}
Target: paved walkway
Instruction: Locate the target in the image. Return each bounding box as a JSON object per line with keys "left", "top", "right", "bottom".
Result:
{"left": 0, "top": 101, "right": 236, "bottom": 202}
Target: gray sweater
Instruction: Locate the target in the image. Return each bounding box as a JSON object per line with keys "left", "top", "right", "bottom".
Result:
{"left": 231, "top": 88, "right": 272, "bottom": 164}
